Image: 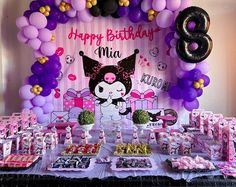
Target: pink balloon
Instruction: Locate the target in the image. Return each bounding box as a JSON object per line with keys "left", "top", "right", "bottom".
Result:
{"left": 17, "top": 31, "right": 28, "bottom": 43}
{"left": 22, "top": 100, "right": 33, "bottom": 109}
{"left": 32, "top": 107, "right": 43, "bottom": 116}
{"left": 166, "top": 0, "right": 181, "bottom": 11}
{"left": 179, "top": 0, "right": 191, "bottom": 11}
{"left": 156, "top": 10, "right": 174, "bottom": 28}
{"left": 71, "top": 0, "right": 86, "bottom": 11}
{"left": 19, "top": 85, "right": 35, "bottom": 100}
{"left": 196, "top": 61, "right": 209, "bottom": 74}
{"left": 23, "top": 25, "right": 39, "bottom": 39}
{"left": 179, "top": 60, "right": 196, "bottom": 71}
{"left": 29, "top": 12, "right": 47, "bottom": 29}
{"left": 32, "top": 95, "right": 46, "bottom": 107}
{"left": 28, "top": 38, "right": 42, "bottom": 50}
{"left": 40, "top": 42, "right": 56, "bottom": 56}
{"left": 16, "top": 16, "right": 29, "bottom": 29}
{"left": 78, "top": 9, "right": 93, "bottom": 22}
{"left": 141, "top": 0, "right": 153, "bottom": 13}
{"left": 67, "top": 9, "right": 77, "bottom": 18}
{"left": 42, "top": 103, "right": 54, "bottom": 114}
{"left": 38, "top": 28, "right": 52, "bottom": 42}
{"left": 152, "top": 0, "right": 166, "bottom": 12}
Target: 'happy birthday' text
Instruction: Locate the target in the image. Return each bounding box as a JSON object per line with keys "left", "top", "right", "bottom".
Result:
{"left": 68, "top": 25, "right": 160, "bottom": 46}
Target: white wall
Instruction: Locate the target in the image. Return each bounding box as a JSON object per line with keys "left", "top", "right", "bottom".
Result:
{"left": 0, "top": 0, "right": 236, "bottom": 117}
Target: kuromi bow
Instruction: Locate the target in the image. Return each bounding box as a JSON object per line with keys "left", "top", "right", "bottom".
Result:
{"left": 129, "top": 89, "right": 155, "bottom": 103}
{"left": 64, "top": 88, "right": 91, "bottom": 101}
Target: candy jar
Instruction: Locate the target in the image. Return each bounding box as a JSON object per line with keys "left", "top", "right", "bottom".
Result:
{"left": 115, "top": 131, "right": 123, "bottom": 144}
{"left": 51, "top": 126, "right": 59, "bottom": 145}
{"left": 64, "top": 126, "right": 73, "bottom": 145}
{"left": 98, "top": 129, "right": 106, "bottom": 144}
{"left": 132, "top": 127, "right": 140, "bottom": 144}
{"left": 80, "top": 130, "right": 88, "bottom": 144}
{"left": 148, "top": 129, "right": 157, "bottom": 144}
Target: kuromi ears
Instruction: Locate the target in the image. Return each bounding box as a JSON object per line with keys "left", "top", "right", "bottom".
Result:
{"left": 117, "top": 49, "right": 139, "bottom": 77}
{"left": 80, "top": 51, "right": 102, "bottom": 79}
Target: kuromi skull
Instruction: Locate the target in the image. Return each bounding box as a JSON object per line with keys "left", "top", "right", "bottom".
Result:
{"left": 157, "top": 62, "right": 167, "bottom": 71}
{"left": 66, "top": 55, "right": 75, "bottom": 64}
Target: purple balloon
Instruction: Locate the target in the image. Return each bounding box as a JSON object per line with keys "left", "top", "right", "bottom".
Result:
{"left": 128, "top": 7, "right": 143, "bottom": 23}
{"left": 49, "top": 79, "right": 58, "bottom": 89}
{"left": 130, "top": 0, "right": 141, "bottom": 7}
{"left": 28, "top": 74, "right": 40, "bottom": 85}
{"left": 30, "top": 1, "right": 41, "bottom": 11}
{"left": 24, "top": 10, "right": 32, "bottom": 18}
{"left": 165, "top": 32, "right": 175, "bottom": 47}
{"left": 182, "top": 87, "right": 197, "bottom": 102}
{"left": 117, "top": 6, "right": 129, "bottom": 17}
{"left": 49, "top": 54, "right": 60, "bottom": 62}
{"left": 40, "top": 86, "right": 52, "bottom": 96}
{"left": 183, "top": 99, "right": 199, "bottom": 111}
{"left": 45, "top": 60, "right": 62, "bottom": 73}
{"left": 22, "top": 100, "right": 33, "bottom": 109}
{"left": 188, "top": 69, "right": 202, "bottom": 81}
{"left": 169, "top": 86, "right": 182, "bottom": 100}
{"left": 196, "top": 88, "right": 203, "bottom": 97}
{"left": 58, "top": 13, "right": 70, "bottom": 24}
{"left": 39, "top": 0, "right": 54, "bottom": 6}
{"left": 19, "top": 85, "right": 35, "bottom": 100}
{"left": 32, "top": 95, "right": 46, "bottom": 107}
{"left": 201, "top": 74, "right": 210, "bottom": 87}
{"left": 31, "top": 62, "right": 44, "bottom": 75}
{"left": 178, "top": 78, "right": 193, "bottom": 89}
{"left": 42, "top": 103, "right": 54, "bottom": 114}
{"left": 48, "top": 8, "right": 61, "bottom": 21}
{"left": 142, "top": 12, "right": 149, "bottom": 22}
{"left": 39, "top": 74, "right": 54, "bottom": 85}
{"left": 46, "top": 19, "right": 57, "bottom": 30}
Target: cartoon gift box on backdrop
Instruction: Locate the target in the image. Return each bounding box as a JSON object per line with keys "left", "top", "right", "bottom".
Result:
{"left": 80, "top": 49, "right": 139, "bottom": 123}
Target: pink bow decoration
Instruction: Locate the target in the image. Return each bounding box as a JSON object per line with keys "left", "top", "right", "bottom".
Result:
{"left": 130, "top": 89, "right": 155, "bottom": 103}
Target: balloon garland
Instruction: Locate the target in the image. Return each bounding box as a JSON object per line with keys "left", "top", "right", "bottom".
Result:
{"left": 16, "top": 0, "right": 212, "bottom": 123}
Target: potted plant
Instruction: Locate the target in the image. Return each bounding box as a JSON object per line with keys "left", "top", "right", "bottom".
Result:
{"left": 132, "top": 109, "right": 150, "bottom": 135}
{"left": 78, "top": 110, "right": 95, "bottom": 139}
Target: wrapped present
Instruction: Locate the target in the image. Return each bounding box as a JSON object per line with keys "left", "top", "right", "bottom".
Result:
{"left": 197, "top": 111, "right": 213, "bottom": 133}
{"left": 63, "top": 88, "right": 95, "bottom": 112}
{"left": 222, "top": 121, "right": 236, "bottom": 161}
{"left": 167, "top": 136, "right": 180, "bottom": 155}
{"left": 203, "top": 114, "right": 223, "bottom": 138}
{"left": 205, "top": 141, "right": 222, "bottom": 160}
{"left": 7, "top": 135, "right": 20, "bottom": 153}
{"left": 126, "top": 89, "right": 158, "bottom": 120}
{"left": 189, "top": 109, "right": 204, "bottom": 127}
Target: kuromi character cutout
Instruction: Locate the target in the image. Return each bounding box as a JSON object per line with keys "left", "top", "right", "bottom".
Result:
{"left": 65, "top": 55, "right": 75, "bottom": 64}
{"left": 81, "top": 50, "right": 139, "bottom": 123}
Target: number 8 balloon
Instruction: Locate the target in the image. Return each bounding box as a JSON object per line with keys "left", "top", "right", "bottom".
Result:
{"left": 175, "top": 6, "right": 213, "bottom": 63}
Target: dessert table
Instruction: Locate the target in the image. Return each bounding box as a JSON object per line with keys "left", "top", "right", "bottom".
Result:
{"left": 0, "top": 129, "right": 232, "bottom": 187}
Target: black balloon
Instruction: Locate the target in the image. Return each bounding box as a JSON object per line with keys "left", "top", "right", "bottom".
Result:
{"left": 102, "top": 0, "right": 118, "bottom": 14}
{"left": 90, "top": 5, "right": 101, "bottom": 17}
{"left": 111, "top": 11, "right": 121, "bottom": 19}
{"left": 175, "top": 6, "right": 213, "bottom": 63}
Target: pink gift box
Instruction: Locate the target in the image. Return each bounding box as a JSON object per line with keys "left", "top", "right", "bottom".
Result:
{"left": 213, "top": 118, "right": 229, "bottom": 142}
{"left": 222, "top": 121, "right": 236, "bottom": 161}
{"left": 63, "top": 88, "right": 95, "bottom": 112}
{"left": 126, "top": 89, "right": 158, "bottom": 120}
{"left": 0, "top": 140, "right": 12, "bottom": 159}
{"left": 203, "top": 114, "right": 223, "bottom": 138}
{"left": 197, "top": 111, "right": 213, "bottom": 133}
{"left": 7, "top": 135, "right": 20, "bottom": 153}
{"left": 190, "top": 109, "right": 204, "bottom": 128}
{"left": 205, "top": 140, "right": 222, "bottom": 161}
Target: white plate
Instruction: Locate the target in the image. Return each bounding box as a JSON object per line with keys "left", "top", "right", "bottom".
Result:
{"left": 110, "top": 157, "right": 158, "bottom": 171}
{"left": 47, "top": 157, "right": 96, "bottom": 172}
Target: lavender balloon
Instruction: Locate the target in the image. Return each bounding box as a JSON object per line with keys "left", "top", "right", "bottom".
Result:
{"left": 42, "top": 103, "right": 54, "bottom": 114}
{"left": 179, "top": 60, "right": 196, "bottom": 71}
{"left": 156, "top": 9, "right": 174, "bottom": 28}
{"left": 71, "top": 0, "right": 86, "bottom": 11}
{"left": 32, "top": 107, "right": 44, "bottom": 116}
{"left": 29, "top": 12, "right": 48, "bottom": 29}
{"left": 40, "top": 42, "right": 56, "bottom": 56}
{"left": 22, "top": 100, "right": 33, "bottom": 109}
{"left": 166, "top": 0, "right": 181, "bottom": 11}
{"left": 16, "top": 16, "right": 29, "bottom": 29}
{"left": 38, "top": 28, "right": 52, "bottom": 42}
{"left": 17, "top": 31, "right": 28, "bottom": 43}
{"left": 19, "top": 85, "right": 35, "bottom": 100}
{"left": 141, "top": 0, "right": 153, "bottom": 13}
{"left": 37, "top": 114, "right": 49, "bottom": 124}
{"left": 23, "top": 25, "right": 39, "bottom": 39}
{"left": 78, "top": 9, "right": 93, "bottom": 22}
{"left": 196, "top": 61, "right": 209, "bottom": 74}
{"left": 152, "top": 0, "right": 166, "bottom": 12}
{"left": 28, "top": 38, "right": 42, "bottom": 50}
{"left": 32, "top": 95, "right": 46, "bottom": 107}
